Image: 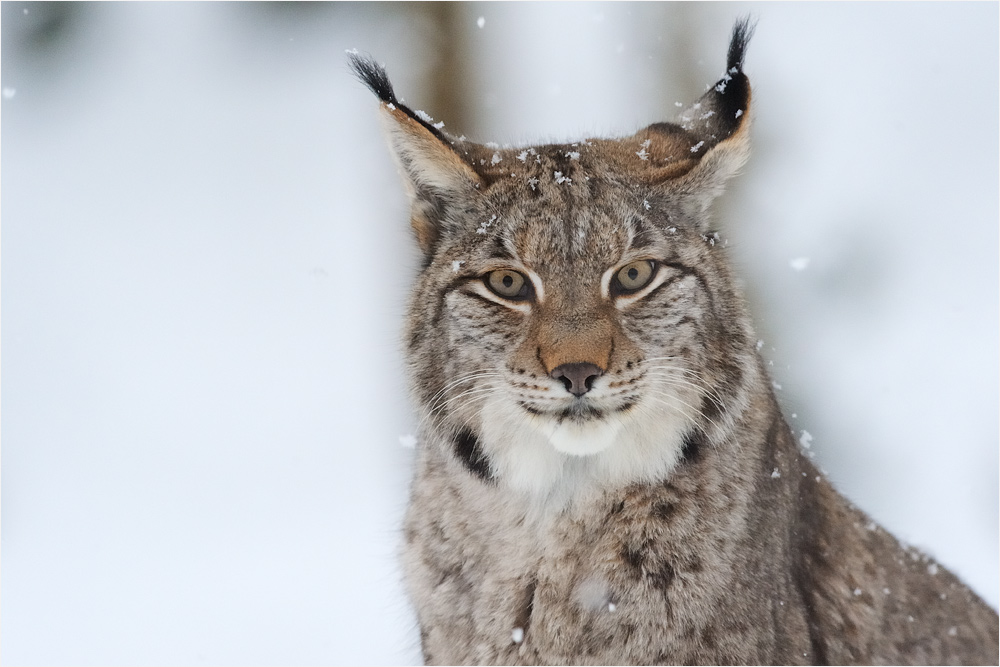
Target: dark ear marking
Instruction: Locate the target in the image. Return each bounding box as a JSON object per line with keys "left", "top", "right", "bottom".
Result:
{"left": 679, "top": 16, "right": 755, "bottom": 143}
{"left": 346, "top": 52, "right": 452, "bottom": 144}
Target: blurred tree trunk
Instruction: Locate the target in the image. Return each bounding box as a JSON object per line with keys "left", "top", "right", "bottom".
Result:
{"left": 657, "top": 3, "right": 704, "bottom": 114}
{"left": 412, "top": 2, "right": 471, "bottom": 134}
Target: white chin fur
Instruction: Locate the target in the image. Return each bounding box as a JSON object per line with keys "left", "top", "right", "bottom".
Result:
{"left": 478, "top": 393, "right": 692, "bottom": 501}
{"left": 547, "top": 419, "right": 622, "bottom": 456}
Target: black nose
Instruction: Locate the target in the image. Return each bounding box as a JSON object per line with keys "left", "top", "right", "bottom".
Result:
{"left": 550, "top": 362, "right": 604, "bottom": 397}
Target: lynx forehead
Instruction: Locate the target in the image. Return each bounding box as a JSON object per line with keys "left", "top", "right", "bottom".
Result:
{"left": 349, "top": 18, "right": 998, "bottom": 666}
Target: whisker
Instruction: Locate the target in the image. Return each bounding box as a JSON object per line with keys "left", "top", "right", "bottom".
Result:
{"left": 419, "top": 383, "right": 501, "bottom": 432}
{"left": 642, "top": 365, "right": 728, "bottom": 408}
{"left": 642, "top": 375, "right": 728, "bottom": 414}
{"left": 424, "top": 371, "right": 502, "bottom": 413}
{"left": 426, "top": 371, "right": 504, "bottom": 406}
{"left": 644, "top": 390, "right": 724, "bottom": 435}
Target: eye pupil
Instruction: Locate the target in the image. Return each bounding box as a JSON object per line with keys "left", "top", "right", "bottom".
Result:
{"left": 502, "top": 275, "right": 513, "bottom": 288}
{"left": 627, "top": 268, "right": 639, "bottom": 280}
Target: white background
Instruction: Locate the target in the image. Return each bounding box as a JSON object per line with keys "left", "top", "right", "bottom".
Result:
{"left": 2, "top": 3, "right": 996, "bottom": 664}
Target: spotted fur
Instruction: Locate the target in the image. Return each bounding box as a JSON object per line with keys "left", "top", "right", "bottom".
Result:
{"left": 351, "top": 19, "right": 998, "bottom": 665}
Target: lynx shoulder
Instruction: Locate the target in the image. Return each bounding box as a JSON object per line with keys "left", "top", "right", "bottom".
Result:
{"left": 349, "top": 20, "right": 998, "bottom": 666}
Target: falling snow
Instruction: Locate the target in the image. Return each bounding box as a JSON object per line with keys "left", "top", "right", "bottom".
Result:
{"left": 476, "top": 214, "right": 498, "bottom": 235}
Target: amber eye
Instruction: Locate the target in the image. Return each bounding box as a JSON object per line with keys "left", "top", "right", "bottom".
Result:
{"left": 614, "top": 260, "right": 656, "bottom": 294}
{"left": 485, "top": 269, "right": 531, "bottom": 300}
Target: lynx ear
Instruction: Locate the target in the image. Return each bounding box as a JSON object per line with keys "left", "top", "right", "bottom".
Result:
{"left": 644, "top": 18, "right": 755, "bottom": 220}
{"left": 349, "top": 54, "right": 483, "bottom": 256}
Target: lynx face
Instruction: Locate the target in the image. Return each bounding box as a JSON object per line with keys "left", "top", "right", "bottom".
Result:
{"left": 420, "top": 161, "right": 755, "bottom": 496}
{"left": 351, "top": 24, "right": 758, "bottom": 499}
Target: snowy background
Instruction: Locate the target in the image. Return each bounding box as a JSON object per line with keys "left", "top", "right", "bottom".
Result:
{"left": 2, "top": 3, "right": 996, "bottom": 664}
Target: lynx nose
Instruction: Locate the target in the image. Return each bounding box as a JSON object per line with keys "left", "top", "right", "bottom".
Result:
{"left": 550, "top": 362, "right": 604, "bottom": 397}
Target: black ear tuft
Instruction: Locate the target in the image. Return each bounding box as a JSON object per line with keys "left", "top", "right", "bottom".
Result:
{"left": 347, "top": 52, "right": 399, "bottom": 106}
{"left": 347, "top": 51, "right": 454, "bottom": 143}
{"left": 726, "top": 16, "right": 757, "bottom": 73}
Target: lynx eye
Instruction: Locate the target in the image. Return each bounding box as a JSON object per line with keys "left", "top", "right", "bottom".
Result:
{"left": 614, "top": 260, "right": 656, "bottom": 294}
{"left": 485, "top": 269, "right": 531, "bottom": 300}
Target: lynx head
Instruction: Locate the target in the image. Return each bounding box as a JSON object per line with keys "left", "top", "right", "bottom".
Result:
{"left": 351, "top": 20, "right": 762, "bottom": 500}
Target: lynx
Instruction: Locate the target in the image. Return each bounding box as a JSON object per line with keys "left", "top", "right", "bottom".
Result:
{"left": 349, "top": 20, "right": 998, "bottom": 665}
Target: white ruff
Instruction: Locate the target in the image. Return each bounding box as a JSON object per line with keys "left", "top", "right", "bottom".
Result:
{"left": 478, "top": 392, "right": 693, "bottom": 501}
